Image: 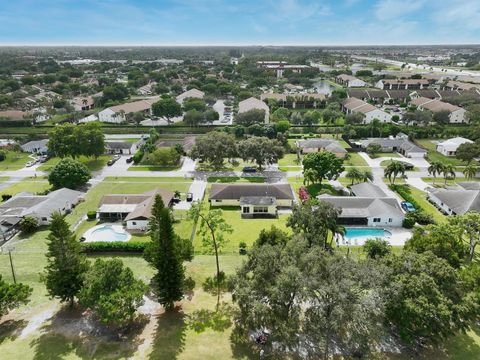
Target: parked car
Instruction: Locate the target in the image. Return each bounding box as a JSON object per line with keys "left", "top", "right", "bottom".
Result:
{"left": 126, "top": 157, "right": 133, "bottom": 163}
{"left": 401, "top": 201, "right": 416, "bottom": 213}
{"left": 25, "top": 160, "right": 36, "bottom": 167}
{"left": 107, "top": 155, "right": 121, "bottom": 166}
{"left": 242, "top": 166, "right": 257, "bottom": 173}
{"left": 186, "top": 192, "right": 193, "bottom": 202}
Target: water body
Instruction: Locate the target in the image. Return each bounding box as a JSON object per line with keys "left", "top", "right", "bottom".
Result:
{"left": 313, "top": 79, "right": 334, "bottom": 95}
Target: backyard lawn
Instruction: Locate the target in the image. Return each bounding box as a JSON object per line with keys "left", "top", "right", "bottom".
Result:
{"left": 37, "top": 155, "right": 111, "bottom": 172}
{"left": 416, "top": 139, "right": 469, "bottom": 166}
{"left": 0, "top": 178, "right": 51, "bottom": 197}
{"left": 0, "top": 151, "right": 31, "bottom": 170}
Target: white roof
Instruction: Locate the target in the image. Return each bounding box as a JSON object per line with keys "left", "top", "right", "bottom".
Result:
{"left": 176, "top": 89, "right": 205, "bottom": 101}
{"left": 98, "top": 204, "right": 138, "bottom": 213}
{"left": 438, "top": 137, "right": 473, "bottom": 146}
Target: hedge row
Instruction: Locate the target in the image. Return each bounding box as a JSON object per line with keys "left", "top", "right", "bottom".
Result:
{"left": 81, "top": 241, "right": 147, "bottom": 253}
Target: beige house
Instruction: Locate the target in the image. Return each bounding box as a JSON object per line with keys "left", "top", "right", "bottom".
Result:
{"left": 98, "top": 96, "right": 160, "bottom": 123}
{"left": 296, "top": 138, "right": 347, "bottom": 157}
{"left": 335, "top": 74, "right": 367, "bottom": 87}
{"left": 410, "top": 97, "right": 467, "bottom": 123}
{"left": 238, "top": 97, "right": 270, "bottom": 123}
{"left": 209, "top": 183, "right": 295, "bottom": 218}
{"left": 176, "top": 89, "right": 205, "bottom": 104}
{"left": 342, "top": 97, "right": 392, "bottom": 123}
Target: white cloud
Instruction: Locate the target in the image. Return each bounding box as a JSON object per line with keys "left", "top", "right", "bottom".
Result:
{"left": 374, "top": 0, "right": 426, "bottom": 21}
{"left": 431, "top": 0, "right": 480, "bottom": 31}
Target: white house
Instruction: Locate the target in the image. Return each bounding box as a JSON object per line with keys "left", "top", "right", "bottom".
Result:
{"left": 105, "top": 141, "right": 137, "bottom": 155}
{"left": 410, "top": 97, "right": 467, "bottom": 124}
{"left": 238, "top": 97, "right": 270, "bottom": 123}
{"left": 428, "top": 182, "right": 480, "bottom": 215}
{"left": 335, "top": 74, "right": 367, "bottom": 88}
{"left": 318, "top": 183, "right": 405, "bottom": 227}
{"left": 436, "top": 137, "right": 473, "bottom": 157}
{"left": 209, "top": 183, "right": 295, "bottom": 218}
{"left": 98, "top": 96, "right": 160, "bottom": 123}
{"left": 176, "top": 89, "right": 205, "bottom": 104}
{"left": 342, "top": 97, "right": 392, "bottom": 123}
{"left": 97, "top": 189, "right": 174, "bottom": 231}
{"left": 20, "top": 139, "right": 48, "bottom": 154}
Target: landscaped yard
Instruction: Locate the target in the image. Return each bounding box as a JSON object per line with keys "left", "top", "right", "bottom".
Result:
{"left": 416, "top": 139, "right": 469, "bottom": 166}
{"left": 37, "top": 155, "right": 111, "bottom": 172}
{"left": 0, "top": 177, "right": 51, "bottom": 197}
{"left": 370, "top": 152, "right": 400, "bottom": 159}
{"left": 422, "top": 177, "right": 480, "bottom": 186}
{"left": 128, "top": 165, "right": 181, "bottom": 171}
{"left": 344, "top": 153, "right": 368, "bottom": 166}
{"left": 0, "top": 151, "right": 32, "bottom": 170}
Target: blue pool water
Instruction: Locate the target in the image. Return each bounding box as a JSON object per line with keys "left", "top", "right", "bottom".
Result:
{"left": 89, "top": 225, "right": 129, "bottom": 242}
{"left": 345, "top": 228, "right": 392, "bottom": 240}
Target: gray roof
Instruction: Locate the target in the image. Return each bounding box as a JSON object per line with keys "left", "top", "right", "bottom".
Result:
{"left": 240, "top": 196, "right": 276, "bottom": 206}
{"left": 350, "top": 183, "right": 388, "bottom": 198}
{"left": 106, "top": 141, "right": 134, "bottom": 150}
{"left": 318, "top": 195, "right": 404, "bottom": 219}
{"left": 297, "top": 139, "right": 347, "bottom": 153}
{"left": 359, "top": 137, "right": 426, "bottom": 154}
{"left": 21, "top": 139, "right": 48, "bottom": 152}
{"left": 458, "top": 182, "right": 480, "bottom": 191}
{"left": 429, "top": 188, "right": 480, "bottom": 215}
{"left": 210, "top": 184, "right": 294, "bottom": 201}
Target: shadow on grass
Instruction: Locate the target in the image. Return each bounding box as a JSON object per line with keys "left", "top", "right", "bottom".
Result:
{"left": 30, "top": 306, "right": 147, "bottom": 360}
{"left": 148, "top": 308, "right": 187, "bottom": 360}
{"left": 0, "top": 319, "right": 28, "bottom": 345}
{"left": 186, "top": 303, "right": 233, "bottom": 333}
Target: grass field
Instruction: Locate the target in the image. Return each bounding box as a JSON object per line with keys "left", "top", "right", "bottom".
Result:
{"left": 0, "top": 178, "right": 51, "bottom": 196}
{"left": 37, "top": 155, "right": 111, "bottom": 172}
{"left": 128, "top": 165, "right": 181, "bottom": 171}
{"left": 370, "top": 152, "right": 400, "bottom": 159}
{"left": 344, "top": 153, "right": 369, "bottom": 166}
{"left": 0, "top": 151, "right": 31, "bottom": 170}
{"left": 416, "top": 139, "right": 469, "bottom": 166}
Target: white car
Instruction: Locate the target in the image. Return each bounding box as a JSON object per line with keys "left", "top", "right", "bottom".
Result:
{"left": 25, "top": 161, "right": 36, "bottom": 167}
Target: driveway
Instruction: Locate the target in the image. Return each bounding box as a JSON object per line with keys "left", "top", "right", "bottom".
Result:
{"left": 173, "top": 179, "right": 207, "bottom": 210}
{"left": 358, "top": 152, "right": 430, "bottom": 168}
{"left": 211, "top": 99, "right": 232, "bottom": 125}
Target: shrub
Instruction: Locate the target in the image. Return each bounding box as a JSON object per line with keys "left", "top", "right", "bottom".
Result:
{"left": 86, "top": 211, "right": 97, "bottom": 220}
{"left": 411, "top": 211, "right": 434, "bottom": 225}
{"left": 19, "top": 216, "right": 39, "bottom": 233}
{"left": 81, "top": 241, "right": 147, "bottom": 253}
{"left": 132, "top": 150, "right": 144, "bottom": 164}
{"left": 2, "top": 194, "right": 11, "bottom": 202}
{"left": 402, "top": 214, "right": 416, "bottom": 229}
{"left": 0, "top": 150, "right": 6, "bottom": 162}
{"left": 48, "top": 158, "right": 91, "bottom": 189}
{"left": 363, "top": 238, "right": 392, "bottom": 259}
{"left": 239, "top": 242, "right": 247, "bottom": 255}
{"left": 142, "top": 147, "right": 181, "bottom": 166}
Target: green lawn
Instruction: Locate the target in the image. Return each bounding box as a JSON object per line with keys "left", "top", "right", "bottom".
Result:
{"left": 416, "top": 139, "right": 469, "bottom": 166}
{"left": 422, "top": 177, "right": 480, "bottom": 186}
{"left": 37, "top": 155, "right": 111, "bottom": 172}
{"left": 128, "top": 165, "right": 181, "bottom": 171}
{"left": 0, "top": 152, "right": 31, "bottom": 170}
{"left": 380, "top": 159, "right": 418, "bottom": 171}
{"left": 390, "top": 184, "right": 446, "bottom": 223}
{"left": 370, "top": 152, "right": 400, "bottom": 159}
{"left": 0, "top": 178, "right": 51, "bottom": 197}
{"left": 207, "top": 176, "right": 265, "bottom": 183}
{"left": 277, "top": 153, "right": 302, "bottom": 167}
{"left": 344, "top": 153, "right": 369, "bottom": 166}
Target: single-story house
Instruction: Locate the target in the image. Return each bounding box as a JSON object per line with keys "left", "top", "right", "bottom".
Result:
{"left": 156, "top": 136, "right": 196, "bottom": 154}
{"left": 358, "top": 134, "right": 427, "bottom": 158}
{"left": 318, "top": 185, "right": 404, "bottom": 227}
{"left": 238, "top": 97, "right": 270, "bottom": 123}
{"left": 71, "top": 96, "right": 95, "bottom": 111}
{"left": 436, "top": 137, "right": 473, "bottom": 157}
{"left": 341, "top": 97, "right": 392, "bottom": 124}
{"left": 428, "top": 182, "right": 480, "bottom": 215}
{"left": 0, "top": 188, "right": 83, "bottom": 233}
{"left": 260, "top": 93, "right": 326, "bottom": 109}
{"left": 349, "top": 182, "right": 388, "bottom": 198}
{"left": 335, "top": 74, "right": 367, "bottom": 88}
{"left": 295, "top": 138, "right": 347, "bottom": 157}
{"left": 410, "top": 97, "right": 467, "bottom": 123}
{"left": 443, "top": 81, "right": 480, "bottom": 91}
{"left": 98, "top": 96, "right": 160, "bottom": 123}
{"left": 176, "top": 89, "right": 205, "bottom": 104}
{"left": 105, "top": 140, "right": 136, "bottom": 155}
{"left": 21, "top": 139, "right": 48, "bottom": 154}
{"left": 209, "top": 183, "right": 295, "bottom": 218}
{"left": 97, "top": 189, "right": 174, "bottom": 231}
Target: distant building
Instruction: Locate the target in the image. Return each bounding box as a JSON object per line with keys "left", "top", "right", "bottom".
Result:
{"left": 341, "top": 97, "right": 392, "bottom": 124}
{"left": 335, "top": 74, "right": 367, "bottom": 88}
{"left": 375, "top": 79, "right": 430, "bottom": 90}
{"left": 238, "top": 97, "right": 270, "bottom": 123}
{"left": 410, "top": 96, "right": 467, "bottom": 123}
{"left": 98, "top": 96, "right": 160, "bottom": 123}
{"left": 436, "top": 137, "right": 473, "bottom": 157}
{"left": 175, "top": 89, "right": 205, "bottom": 104}
{"left": 21, "top": 139, "right": 48, "bottom": 154}
{"left": 105, "top": 141, "right": 136, "bottom": 155}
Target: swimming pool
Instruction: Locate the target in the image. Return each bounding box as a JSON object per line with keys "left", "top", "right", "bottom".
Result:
{"left": 83, "top": 224, "right": 131, "bottom": 242}
{"left": 341, "top": 228, "right": 392, "bottom": 246}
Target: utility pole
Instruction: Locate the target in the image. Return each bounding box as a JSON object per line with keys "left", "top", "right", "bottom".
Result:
{"left": 8, "top": 250, "right": 16, "bottom": 284}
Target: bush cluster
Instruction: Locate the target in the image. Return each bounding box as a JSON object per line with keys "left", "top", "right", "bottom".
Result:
{"left": 81, "top": 241, "right": 147, "bottom": 253}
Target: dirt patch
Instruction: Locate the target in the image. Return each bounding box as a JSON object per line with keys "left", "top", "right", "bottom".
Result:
{"left": 20, "top": 306, "right": 56, "bottom": 339}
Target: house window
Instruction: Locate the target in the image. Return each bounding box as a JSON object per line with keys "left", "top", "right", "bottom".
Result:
{"left": 243, "top": 207, "right": 250, "bottom": 214}
{"left": 216, "top": 200, "right": 222, "bottom": 203}
{"left": 388, "top": 218, "right": 393, "bottom": 223}
{"left": 373, "top": 218, "right": 381, "bottom": 223}
{"left": 41, "top": 217, "right": 48, "bottom": 222}
{"left": 253, "top": 207, "right": 269, "bottom": 213}
{"left": 132, "top": 222, "right": 137, "bottom": 225}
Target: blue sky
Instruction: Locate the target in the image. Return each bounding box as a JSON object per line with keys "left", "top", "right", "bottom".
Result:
{"left": 1, "top": 0, "right": 479, "bottom": 45}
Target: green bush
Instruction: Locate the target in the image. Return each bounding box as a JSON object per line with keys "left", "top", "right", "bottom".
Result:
{"left": 81, "top": 241, "right": 147, "bottom": 253}
{"left": 86, "top": 211, "right": 97, "bottom": 220}
{"left": 402, "top": 215, "right": 416, "bottom": 229}
{"left": 2, "top": 194, "right": 12, "bottom": 202}
{"left": 132, "top": 150, "right": 144, "bottom": 164}
{"left": 411, "top": 211, "right": 434, "bottom": 225}
{"left": 19, "top": 216, "right": 39, "bottom": 233}
{"left": 239, "top": 241, "right": 247, "bottom": 255}
{"left": 0, "top": 150, "right": 6, "bottom": 162}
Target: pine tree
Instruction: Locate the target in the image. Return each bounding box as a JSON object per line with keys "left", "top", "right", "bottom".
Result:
{"left": 43, "top": 212, "right": 89, "bottom": 307}
{"left": 144, "top": 195, "right": 185, "bottom": 310}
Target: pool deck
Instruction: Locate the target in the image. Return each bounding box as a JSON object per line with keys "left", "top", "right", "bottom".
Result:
{"left": 337, "top": 227, "right": 412, "bottom": 246}
{"left": 83, "top": 223, "right": 132, "bottom": 242}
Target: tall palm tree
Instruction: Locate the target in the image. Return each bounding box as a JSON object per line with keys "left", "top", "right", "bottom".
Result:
{"left": 463, "top": 164, "right": 478, "bottom": 180}
{"left": 384, "top": 161, "right": 406, "bottom": 184}
{"left": 303, "top": 168, "right": 316, "bottom": 186}
{"left": 346, "top": 168, "right": 362, "bottom": 185}
{"left": 369, "top": 119, "right": 381, "bottom": 137}
{"left": 442, "top": 164, "right": 456, "bottom": 185}
{"left": 427, "top": 161, "right": 444, "bottom": 185}
{"left": 362, "top": 170, "right": 374, "bottom": 183}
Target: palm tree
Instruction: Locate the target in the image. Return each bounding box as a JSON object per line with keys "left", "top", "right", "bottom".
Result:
{"left": 384, "top": 161, "right": 406, "bottom": 184}
{"left": 362, "top": 170, "right": 374, "bottom": 183}
{"left": 442, "top": 164, "right": 456, "bottom": 185}
{"left": 303, "top": 168, "right": 316, "bottom": 186}
{"left": 346, "top": 168, "right": 362, "bottom": 185}
{"left": 369, "top": 119, "right": 381, "bottom": 137}
{"left": 427, "top": 161, "right": 444, "bottom": 185}
{"left": 463, "top": 164, "right": 478, "bottom": 180}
